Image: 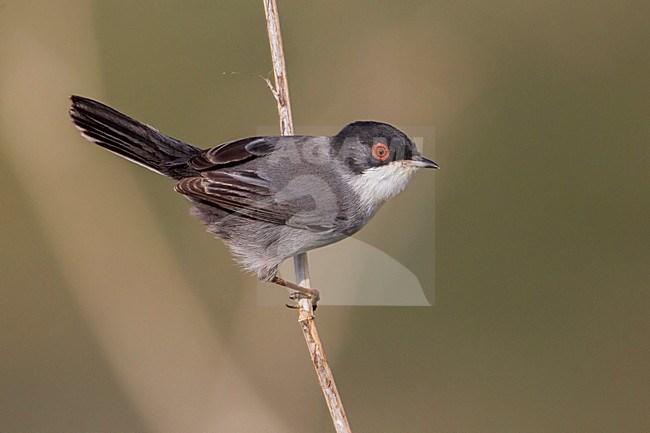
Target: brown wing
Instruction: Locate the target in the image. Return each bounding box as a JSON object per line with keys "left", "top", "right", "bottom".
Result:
{"left": 175, "top": 171, "right": 338, "bottom": 232}
{"left": 187, "top": 136, "right": 276, "bottom": 170}
{"left": 177, "top": 136, "right": 339, "bottom": 231}
{"left": 175, "top": 171, "right": 292, "bottom": 225}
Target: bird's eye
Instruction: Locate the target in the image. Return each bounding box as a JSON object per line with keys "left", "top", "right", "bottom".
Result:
{"left": 372, "top": 143, "right": 390, "bottom": 161}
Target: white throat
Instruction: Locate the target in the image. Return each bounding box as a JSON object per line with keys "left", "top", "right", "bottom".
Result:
{"left": 349, "top": 161, "right": 418, "bottom": 214}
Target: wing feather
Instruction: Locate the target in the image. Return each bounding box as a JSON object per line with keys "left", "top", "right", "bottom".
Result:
{"left": 175, "top": 172, "right": 336, "bottom": 232}
{"left": 177, "top": 136, "right": 338, "bottom": 232}
{"left": 175, "top": 174, "right": 289, "bottom": 225}
{"left": 188, "top": 137, "right": 274, "bottom": 170}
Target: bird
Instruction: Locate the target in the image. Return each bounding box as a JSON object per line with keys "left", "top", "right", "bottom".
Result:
{"left": 69, "top": 95, "right": 438, "bottom": 306}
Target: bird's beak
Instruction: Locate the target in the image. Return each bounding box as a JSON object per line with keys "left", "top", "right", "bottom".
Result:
{"left": 409, "top": 155, "right": 439, "bottom": 169}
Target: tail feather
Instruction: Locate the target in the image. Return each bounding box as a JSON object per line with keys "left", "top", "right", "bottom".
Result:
{"left": 69, "top": 95, "right": 200, "bottom": 179}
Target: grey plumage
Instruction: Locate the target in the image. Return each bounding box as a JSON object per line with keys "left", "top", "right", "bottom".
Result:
{"left": 69, "top": 95, "right": 437, "bottom": 283}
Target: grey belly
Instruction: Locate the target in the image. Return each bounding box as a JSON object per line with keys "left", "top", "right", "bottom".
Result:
{"left": 189, "top": 201, "right": 348, "bottom": 281}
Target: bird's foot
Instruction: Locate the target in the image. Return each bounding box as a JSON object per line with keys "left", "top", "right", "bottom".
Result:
{"left": 272, "top": 276, "right": 319, "bottom": 311}
{"left": 286, "top": 291, "right": 319, "bottom": 311}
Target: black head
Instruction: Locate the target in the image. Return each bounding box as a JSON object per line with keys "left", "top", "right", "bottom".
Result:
{"left": 332, "top": 121, "right": 438, "bottom": 174}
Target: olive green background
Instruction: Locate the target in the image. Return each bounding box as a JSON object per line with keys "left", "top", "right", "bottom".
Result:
{"left": 1, "top": 1, "right": 648, "bottom": 432}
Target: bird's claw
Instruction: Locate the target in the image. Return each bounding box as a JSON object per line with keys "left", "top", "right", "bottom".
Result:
{"left": 285, "top": 291, "right": 319, "bottom": 311}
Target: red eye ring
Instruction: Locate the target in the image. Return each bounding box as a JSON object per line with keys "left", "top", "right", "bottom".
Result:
{"left": 372, "top": 143, "right": 390, "bottom": 161}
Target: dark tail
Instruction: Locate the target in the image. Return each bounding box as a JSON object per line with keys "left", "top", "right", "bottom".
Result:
{"left": 69, "top": 95, "right": 201, "bottom": 179}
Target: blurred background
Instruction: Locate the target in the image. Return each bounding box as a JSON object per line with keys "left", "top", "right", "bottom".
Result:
{"left": 1, "top": 1, "right": 648, "bottom": 432}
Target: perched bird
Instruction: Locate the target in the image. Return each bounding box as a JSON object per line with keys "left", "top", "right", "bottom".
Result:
{"left": 69, "top": 96, "right": 438, "bottom": 305}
